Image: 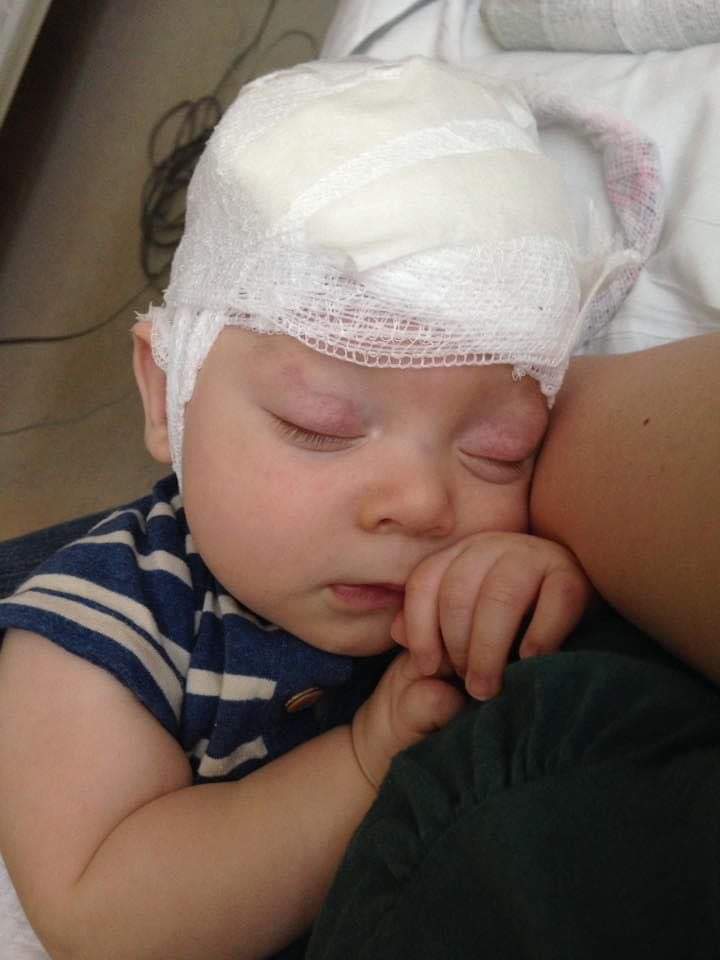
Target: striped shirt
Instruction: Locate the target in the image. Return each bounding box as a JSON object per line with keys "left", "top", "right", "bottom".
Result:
{"left": 0, "top": 475, "right": 387, "bottom": 783}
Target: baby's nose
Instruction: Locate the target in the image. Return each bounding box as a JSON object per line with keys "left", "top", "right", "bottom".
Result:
{"left": 357, "top": 453, "right": 455, "bottom": 538}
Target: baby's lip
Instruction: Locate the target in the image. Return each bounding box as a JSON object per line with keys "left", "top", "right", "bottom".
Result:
{"left": 347, "top": 583, "right": 406, "bottom": 598}
{"left": 333, "top": 580, "right": 405, "bottom": 591}
{"left": 328, "top": 582, "right": 406, "bottom": 611}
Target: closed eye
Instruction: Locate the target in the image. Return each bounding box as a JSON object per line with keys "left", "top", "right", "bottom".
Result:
{"left": 272, "top": 416, "right": 361, "bottom": 450}
{"left": 459, "top": 450, "right": 531, "bottom": 483}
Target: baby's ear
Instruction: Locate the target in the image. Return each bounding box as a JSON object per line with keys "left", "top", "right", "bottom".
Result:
{"left": 132, "top": 320, "right": 171, "bottom": 464}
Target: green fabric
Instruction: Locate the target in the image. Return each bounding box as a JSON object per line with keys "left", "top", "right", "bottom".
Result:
{"left": 307, "top": 607, "right": 720, "bottom": 959}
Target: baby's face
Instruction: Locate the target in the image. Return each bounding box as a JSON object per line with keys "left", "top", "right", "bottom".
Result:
{"left": 181, "top": 328, "right": 548, "bottom": 656}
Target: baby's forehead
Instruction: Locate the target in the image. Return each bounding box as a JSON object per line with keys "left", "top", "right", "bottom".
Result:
{"left": 217, "top": 327, "right": 548, "bottom": 428}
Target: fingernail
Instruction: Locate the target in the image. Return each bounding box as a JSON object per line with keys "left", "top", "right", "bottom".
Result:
{"left": 466, "top": 674, "right": 497, "bottom": 701}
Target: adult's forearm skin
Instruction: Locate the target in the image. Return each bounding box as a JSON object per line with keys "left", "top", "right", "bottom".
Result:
{"left": 530, "top": 333, "right": 720, "bottom": 683}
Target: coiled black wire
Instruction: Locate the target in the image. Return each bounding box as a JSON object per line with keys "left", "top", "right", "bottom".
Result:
{"left": 0, "top": 2, "right": 317, "bottom": 440}
{"left": 0, "top": 1, "right": 319, "bottom": 355}
{"left": 139, "top": 0, "right": 318, "bottom": 290}
{"left": 140, "top": 95, "right": 222, "bottom": 286}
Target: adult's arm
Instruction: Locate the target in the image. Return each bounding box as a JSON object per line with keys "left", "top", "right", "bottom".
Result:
{"left": 530, "top": 332, "right": 720, "bottom": 684}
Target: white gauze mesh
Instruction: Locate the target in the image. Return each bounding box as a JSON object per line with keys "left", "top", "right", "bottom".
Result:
{"left": 144, "top": 56, "right": 650, "bottom": 483}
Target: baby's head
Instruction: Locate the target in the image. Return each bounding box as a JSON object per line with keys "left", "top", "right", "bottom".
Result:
{"left": 133, "top": 56, "right": 590, "bottom": 655}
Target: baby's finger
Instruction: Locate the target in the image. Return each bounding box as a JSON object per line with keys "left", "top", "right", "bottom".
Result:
{"left": 390, "top": 610, "right": 407, "bottom": 648}
{"left": 436, "top": 546, "right": 490, "bottom": 678}
{"left": 391, "top": 610, "right": 455, "bottom": 677}
{"left": 465, "top": 558, "right": 542, "bottom": 700}
{"left": 402, "top": 553, "right": 450, "bottom": 676}
{"left": 519, "top": 568, "right": 591, "bottom": 659}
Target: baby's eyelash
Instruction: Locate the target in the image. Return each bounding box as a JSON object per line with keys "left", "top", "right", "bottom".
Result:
{"left": 273, "top": 417, "right": 351, "bottom": 449}
{"left": 486, "top": 457, "right": 526, "bottom": 472}
{"left": 459, "top": 450, "right": 530, "bottom": 481}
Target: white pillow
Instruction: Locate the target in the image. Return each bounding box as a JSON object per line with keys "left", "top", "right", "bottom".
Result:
{"left": 322, "top": 1, "right": 720, "bottom": 354}
{"left": 467, "top": 43, "right": 720, "bottom": 354}
{"left": 321, "top": 0, "right": 499, "bottom": 61}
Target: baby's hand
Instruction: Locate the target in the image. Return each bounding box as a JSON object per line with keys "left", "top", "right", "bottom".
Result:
{"left": 392, "top": 532, "right": 593, "bottom": 701}
{"left": 351, "top": 651, "right": 465, "bottom": 790}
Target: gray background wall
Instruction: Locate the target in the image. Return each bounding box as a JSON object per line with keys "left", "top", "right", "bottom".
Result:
{"left": 0, "top": 0, "right": 339, "bottom": 539}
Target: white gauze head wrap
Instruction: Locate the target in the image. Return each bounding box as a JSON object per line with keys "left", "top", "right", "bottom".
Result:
{"left": 144, "top": 56, "right": 661, "bottom": 484}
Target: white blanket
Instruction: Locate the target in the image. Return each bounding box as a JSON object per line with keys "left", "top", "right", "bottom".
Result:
{"left": 482, "top": 0, "right": 720, "bottom": 53}
{"left": 323, "top": 0, "right": 720, "bottom": 357}
{"left": 0, "top": 855, "right": 48, "bottom": 959}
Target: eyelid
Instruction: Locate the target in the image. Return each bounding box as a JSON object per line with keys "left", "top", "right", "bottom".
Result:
{"left": 272, "top": 415, "right": 362, "bottom": 449}
{"left": 459, "top": 414, "right": 546, "bottom": 466}
{"left": 459, "top": 449, "right": 532, "bottom": 481}
{"left": 460, "top": 444, "right": 532, "bottom": 464}
{"left": 469, "top": 454, "right": 527, "bottom": 470}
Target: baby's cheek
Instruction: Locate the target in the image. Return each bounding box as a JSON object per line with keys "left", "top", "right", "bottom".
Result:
{"left": 499, "top": 488, "right": 531, "bottom": 534}
{"left": 513, "top": 472, "right": 534, "bottom": 530}
{"left": 461, "top": 478, "right": 531, "bottom": 537}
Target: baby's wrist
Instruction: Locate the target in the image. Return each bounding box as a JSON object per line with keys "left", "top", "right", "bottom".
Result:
{"left": 349, "top": 720, "right": 381, "bottom": 794}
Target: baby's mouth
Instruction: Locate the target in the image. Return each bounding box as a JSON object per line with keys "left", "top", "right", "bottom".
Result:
{"left": 328, "top": 582, "right": 405, "bottom": 612}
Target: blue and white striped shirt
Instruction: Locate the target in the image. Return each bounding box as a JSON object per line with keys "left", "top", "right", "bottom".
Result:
{"left": 0, "top": 476, "right": 387, "bottom": 783}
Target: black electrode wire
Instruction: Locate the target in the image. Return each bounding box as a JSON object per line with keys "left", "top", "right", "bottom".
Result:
{"left": 140, "top": 1, "right": 318, "bottom": 288}
{"left": 140, "top": 95, "right": 223, "bottom": 284}
{"left": 350, "top": 0, "right": 440, "bottom": 54}
{"left": 257, "top": 28, "right": 319, "bottom": 73}
{"left": 0, "top": 386, "right": 138, "bottom": 438}
{"left": 1, "top": 1, "right": 445, "bottom": 444}
{"left": 212, "top": 0, "right": 281, "bottom": 99}
{"left": 0, "top": 0, "right": 317, "bottom": 352}
{"left": 137, "top": 0, "right": 280, "bottom": 284}
{"left": 0, "top": 0, "right": 433, "bottom": 352}
{"left": 138, "top": 0, "right": 279, "bottom": 286}
{"left": 0, "top": 285, "right": 152, "bottom": 347}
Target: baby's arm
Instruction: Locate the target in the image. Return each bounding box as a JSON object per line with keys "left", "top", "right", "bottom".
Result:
{"left": 530, "top": 332, "right": 720, "bottom": 683}
{"left": 0, "top": 629, "right": 463, "bottom": 960}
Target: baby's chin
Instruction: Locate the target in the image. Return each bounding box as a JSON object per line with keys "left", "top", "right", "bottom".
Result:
{"left": 291, "top": 617, "right": 399, "bottom": 659}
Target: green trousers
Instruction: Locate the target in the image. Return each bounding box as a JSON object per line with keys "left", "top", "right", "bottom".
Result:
{"left": 307, "top": 606, "right": 720, "bottom": 959}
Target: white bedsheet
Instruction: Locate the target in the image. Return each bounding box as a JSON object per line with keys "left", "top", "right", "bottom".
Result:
{"left": 323, "top": 0, "right": 720, "bottom": 356}
{"left": 1, "top": 855, "right": 48, "bottom": 959}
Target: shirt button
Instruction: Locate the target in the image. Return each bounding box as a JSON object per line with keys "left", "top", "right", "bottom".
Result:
{"left": 284, "top": 687, "right": 325, "bottom": 713}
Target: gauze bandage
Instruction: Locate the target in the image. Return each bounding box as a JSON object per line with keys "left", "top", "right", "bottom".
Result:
{"left": 144, "top": 56, "right": 662, "bottom": 484}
